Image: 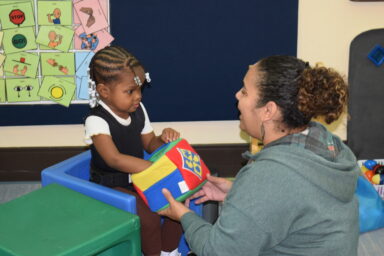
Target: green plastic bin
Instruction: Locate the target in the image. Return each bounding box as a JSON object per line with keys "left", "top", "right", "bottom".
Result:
{"left": 0, "top": 184, "right": 141, "bottom": 256}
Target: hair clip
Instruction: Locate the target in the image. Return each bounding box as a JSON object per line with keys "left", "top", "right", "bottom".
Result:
{"left": 145, "top": 72, "right": 151, "bottom": 83}
{"left": 88, "top": 80, "right": 98, "bottom": 108}
{"left": 88, "top": 79, "right": 98, "bottom": 108}
{"left": 134, "top": 76, "right": 142, "bottom": 86}
{"left": 87, "top": 68, "right": 99, "bottom": 108}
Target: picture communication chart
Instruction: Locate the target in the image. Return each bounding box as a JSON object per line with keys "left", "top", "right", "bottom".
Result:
{"left": 0, "top": 0, "right": 112, "bottom": 124}
{"left": 0, "top": 0, "right": 298, "bottom": 125}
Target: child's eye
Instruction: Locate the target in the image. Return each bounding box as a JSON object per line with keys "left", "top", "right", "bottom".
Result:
{"left": 126, "top": 90, "right": 133, "bottom": 94}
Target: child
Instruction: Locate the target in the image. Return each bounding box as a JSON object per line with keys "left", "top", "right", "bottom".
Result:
{"left": 84, "top": 46, "right": 183, "bottom": 256}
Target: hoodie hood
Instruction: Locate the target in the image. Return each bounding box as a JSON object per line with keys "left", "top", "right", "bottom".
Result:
{"left": 244, "top": 122, "right": 360, "bottom": 203}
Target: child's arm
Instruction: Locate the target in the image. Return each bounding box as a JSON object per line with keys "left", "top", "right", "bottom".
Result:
{"left": 141, "top": 128, "right": 180, "bottom": 153}
{"left": 92, "top": 134, "right": 152, "bottom": 173}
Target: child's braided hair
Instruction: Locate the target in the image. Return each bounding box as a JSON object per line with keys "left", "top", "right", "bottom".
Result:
{"left": 89, "top": 46, "right": 144, "bottom": 85}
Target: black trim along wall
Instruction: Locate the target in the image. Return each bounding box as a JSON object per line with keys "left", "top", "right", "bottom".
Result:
{"left": 0, "top": 144, "right": 249, "bottom": 181}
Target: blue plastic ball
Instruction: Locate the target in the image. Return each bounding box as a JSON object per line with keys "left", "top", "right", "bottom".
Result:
{"left": 364, "top": 160, "right": 378, "bottom": 170}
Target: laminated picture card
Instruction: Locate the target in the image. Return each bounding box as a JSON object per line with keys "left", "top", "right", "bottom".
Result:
{"left": 38, "top": 76, "right": 76, "bottom": 107}
{"left": 6, "top": 78, "right": 40, "bottom": 102}
{"left": 0, "top": 1, "right": 35, "bottom": 30}
{"left": 4, "top": 52, "right": 40, "bottom": 78}
{"left": 2, "top": 27, "right": 37, "bottom": 54}
{"left": 37, "top": 0, "right": 73, "bottom": 26}
{"left": 36, "top": 25, "right": 74, "bottom": 52}
{"left": 40, "top": 52, "right": 75, "bottom": 76}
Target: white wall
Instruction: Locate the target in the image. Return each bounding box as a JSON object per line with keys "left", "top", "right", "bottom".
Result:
{"left": 297, "top": 0, "right": 384, "bottom": 138}
{"left": 298, "top": 0, "right": 384, "bottom": 75}
{"left": 0, "top": 121, "right": 248, "bottom": 147}
{"left": 1, "top": 0, "right": 384, "bottom": 147}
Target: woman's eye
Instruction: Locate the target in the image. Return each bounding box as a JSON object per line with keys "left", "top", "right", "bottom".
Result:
{"left": 241, "top": 88, "right": 247, "bottom": 95}
{"left": 127, "top": 90, "right": 133, "bottom": 94}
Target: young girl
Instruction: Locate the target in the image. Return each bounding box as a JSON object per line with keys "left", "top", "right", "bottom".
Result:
{"left": 84, "top": 46, "right": 183, "bottom": 256}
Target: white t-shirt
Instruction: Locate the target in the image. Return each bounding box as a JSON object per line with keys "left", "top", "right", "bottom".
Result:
{"left": 84, "top": 100, "right": 154, "bottom": 145}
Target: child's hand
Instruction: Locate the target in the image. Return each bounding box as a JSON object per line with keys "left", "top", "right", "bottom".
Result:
{"left": 160, "top": 128, "right": 180, "bottom": 143}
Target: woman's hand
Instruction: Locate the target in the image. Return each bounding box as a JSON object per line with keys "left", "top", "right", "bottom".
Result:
{"left": 190, "top": 174, "right": 233, "bottom": 204}
{"left": 159, "top": 188, "right": 192, "bottom": 221}
{"left": 161, "top": 128, "right": 180, "bottom": 143}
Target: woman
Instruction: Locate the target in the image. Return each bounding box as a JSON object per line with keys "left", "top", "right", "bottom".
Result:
{"left": 160, "top": 56, "right": 359, "bottom": 256}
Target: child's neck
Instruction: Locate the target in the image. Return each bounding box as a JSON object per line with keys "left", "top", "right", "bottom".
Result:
{"left": 99, "top": 100, "right": 130, "bottom": 120}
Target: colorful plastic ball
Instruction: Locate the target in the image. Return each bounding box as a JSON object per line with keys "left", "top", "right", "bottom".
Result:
{"left": 372, "top": 174, "right": 384, "bottom": 185}
{"left": 360, "top": 165, "right": 369, "bottom": 174}
{"left": 364, "top": 160, "right": 378, "bottom": 170}
{"left": 373, "top": 165, "right": 384, "bottom": 175}
{"left": 365, "top": 170, "right": 375, "bottom": 181}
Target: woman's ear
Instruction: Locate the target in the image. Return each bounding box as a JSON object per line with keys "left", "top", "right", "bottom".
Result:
{"left": 263, "top": 101, "right": 279, "bottom": 121}
{"left": 96, "top": 84, "right": 109, "bottom": 99}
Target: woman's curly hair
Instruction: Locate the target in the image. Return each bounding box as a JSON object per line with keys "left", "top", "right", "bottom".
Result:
{"left": 257, "top": 56, "right": 348, "bottom": 128}
{"left": 298, "top": 64, "right": 348, "bottom": 124}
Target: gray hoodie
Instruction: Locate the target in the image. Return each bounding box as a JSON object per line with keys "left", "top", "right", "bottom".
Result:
{"left": 181, "top": 122, "right": 359, "bottom": 256}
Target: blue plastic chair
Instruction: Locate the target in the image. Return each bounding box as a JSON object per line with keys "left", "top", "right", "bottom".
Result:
{"left": 41, "top": 148, "right": 202, "bottom": 255}
{"left": 41, "top": 150, "right": 137, "bottom": 213}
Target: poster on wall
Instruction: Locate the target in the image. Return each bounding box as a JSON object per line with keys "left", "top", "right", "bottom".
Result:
{"left": 0, "top": 0, "right": 112, "bottom": 107}
{"left": 1, "top": 0, "right": 299, "bottom": 125}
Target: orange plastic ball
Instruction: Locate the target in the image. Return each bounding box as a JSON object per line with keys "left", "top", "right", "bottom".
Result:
{"left": 365, "top": 170, "right": 374, "bottom": 181}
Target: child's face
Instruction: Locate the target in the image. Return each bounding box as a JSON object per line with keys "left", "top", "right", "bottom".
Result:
{"left": 102, "top": 67, "right": 145, "bottom": 119}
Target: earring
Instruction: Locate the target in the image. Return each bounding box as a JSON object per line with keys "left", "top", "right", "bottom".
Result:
{"left": 260, "top": 123, "right": 265, "bottom": 142}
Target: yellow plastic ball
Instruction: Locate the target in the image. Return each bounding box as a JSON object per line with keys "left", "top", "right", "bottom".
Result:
{"left": 360, "top": 165, "right": 369, "bottom": 174}
{"left": 372, "top": 174, "right": 381, "bottom": 185}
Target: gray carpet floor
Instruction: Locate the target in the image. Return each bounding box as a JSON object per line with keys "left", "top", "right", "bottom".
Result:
{"left": 1, "top": 182, "right": 383, "bottom": 255}
{"left": 0, "top": 181, "right": 41, "bottom": 204}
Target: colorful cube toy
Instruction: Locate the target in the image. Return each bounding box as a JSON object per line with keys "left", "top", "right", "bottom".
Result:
{"left": 132, "top": 138, "right": 210, "bottom": 212}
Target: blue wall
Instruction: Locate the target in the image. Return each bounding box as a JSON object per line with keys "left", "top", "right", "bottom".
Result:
{"left": 0, "top": 0, "right": 298, "bottom": 125}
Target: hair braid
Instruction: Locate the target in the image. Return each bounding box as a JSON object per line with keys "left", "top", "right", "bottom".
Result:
{"left": 89, "top": 46, "right": 144, "bottom": 85}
